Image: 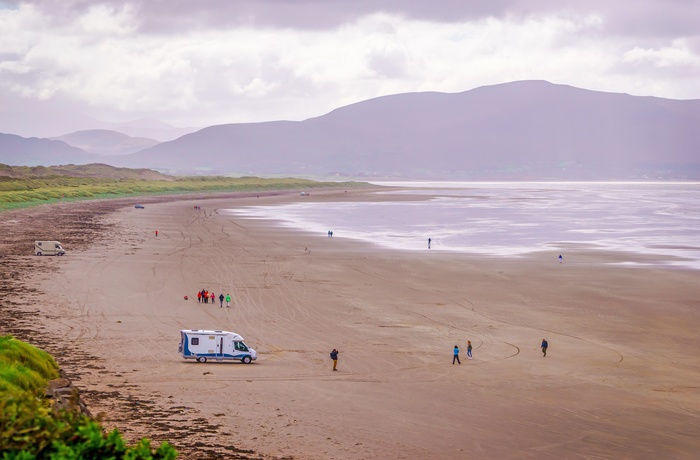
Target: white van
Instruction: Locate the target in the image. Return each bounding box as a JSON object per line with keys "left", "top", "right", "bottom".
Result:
{"left": 35, "top": 241, "right": 65, "bottom": 256}
{"left": 178, "top": 330, "right": 257, "bottom": 364}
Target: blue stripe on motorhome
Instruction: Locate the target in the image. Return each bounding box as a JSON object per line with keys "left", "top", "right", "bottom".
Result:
{"left": 187, "top": 353, "right": 243, "bottom": 359}
{"left": 182, "top": 332, "right": 193, "bottom": 356}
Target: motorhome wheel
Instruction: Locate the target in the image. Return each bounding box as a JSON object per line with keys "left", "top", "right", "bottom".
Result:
{"left": 36, "top": 252, "right": 42, "bottom": 256}
{"left": 242, "top": 356, "right": 252, "bottom": 364}
{"left": 196, "top": 357, "right": 207, "bottom": 363}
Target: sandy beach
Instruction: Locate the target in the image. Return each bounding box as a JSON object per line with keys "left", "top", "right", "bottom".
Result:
{"left": 2, "top": 188, "right": 700, "bottom": 459}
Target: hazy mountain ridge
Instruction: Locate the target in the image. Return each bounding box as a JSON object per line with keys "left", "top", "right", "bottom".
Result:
{"left": 2, "top": 81, "right": 699, "bottom": 179}
{"left": 50, "top": 129, "right": 160, "bottom": 156}
{"left": 94, "top": 119, "right": 199, "bottom": 142}
{"left": 0, "top": 133, "right": 98, "bottom": 166}
{"left": 116, "top": 81, "right": 700, "bottom": 179}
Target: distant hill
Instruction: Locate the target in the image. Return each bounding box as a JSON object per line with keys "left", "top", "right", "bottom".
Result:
{"left": 0, "top": 163, "right": 174, "bottom": 180}
{"left": 4, "top": 81, "right": 700, "bottom": 180}
{"left": 113, "top": 81, "right": 700, "bottom": 180}
{"left": 50, "top": 129, "right": 160, "bottom": 156}
{"left": 98, "top": 119, "right": 199, "bottom": 142}
{"left": 0, "top": 133, "right": 97, "bottom": 166}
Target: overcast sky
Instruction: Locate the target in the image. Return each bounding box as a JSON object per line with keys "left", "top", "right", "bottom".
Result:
{"left": 1, "top": 0, "right": 699, "bottom": 138}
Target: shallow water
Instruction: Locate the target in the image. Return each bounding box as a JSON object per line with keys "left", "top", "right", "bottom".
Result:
{"left": 223, "top": 182, "right": 700, "bottom": 269}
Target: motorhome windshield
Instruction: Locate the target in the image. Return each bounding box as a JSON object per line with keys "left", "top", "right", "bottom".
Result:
{"left": 234, "top": 341, "right": 248, "bottom": 352}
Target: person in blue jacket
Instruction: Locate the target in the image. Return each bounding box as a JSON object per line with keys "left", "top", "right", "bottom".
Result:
{"left": 541, "top": 339, "right": 549, "bottom": 357}
{"left": 453, "top": 345, "right": 461, "bottom": 364}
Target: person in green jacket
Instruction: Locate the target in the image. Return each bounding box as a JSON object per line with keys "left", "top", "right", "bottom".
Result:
{"left": 225, "top": 294, "right": 231, "bottom": 308}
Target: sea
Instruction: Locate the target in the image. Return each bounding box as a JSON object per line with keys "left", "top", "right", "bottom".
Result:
{"left": 223, "top": 182, "right": 700, "bottom": 269}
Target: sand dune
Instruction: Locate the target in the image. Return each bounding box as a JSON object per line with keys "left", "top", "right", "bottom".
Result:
{"left": 11, "top": 189, "right": 700, "bottom": 459}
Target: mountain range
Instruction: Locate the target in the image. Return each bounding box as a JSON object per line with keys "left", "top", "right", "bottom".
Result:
{"left": 50, "top": 130, "right": 159, "bottom": 156}
{"left": 1, "top": 80, "right": 699, "bottom": 180}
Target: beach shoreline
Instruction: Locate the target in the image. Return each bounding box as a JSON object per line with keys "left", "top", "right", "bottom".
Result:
{"left": 2, "top": 188, "right": 699, "bottom": 459}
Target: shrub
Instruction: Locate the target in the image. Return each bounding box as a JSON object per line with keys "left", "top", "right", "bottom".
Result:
{"left": 0, "top": 336, "right": 177, "bottom": 459}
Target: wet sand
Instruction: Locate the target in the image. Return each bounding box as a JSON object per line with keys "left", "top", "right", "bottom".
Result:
{"left": 2, "top": 188, "right": 700, "bottom": 459}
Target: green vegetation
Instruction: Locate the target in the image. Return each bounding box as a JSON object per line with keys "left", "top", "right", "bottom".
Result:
{"left": 0, "top": 173, "right": 367, "bottom": 211}
{"left": 0, "top": 336, "right": 59, "bottom": 394}
{"left": 0, "top": 163, "right": 172, "bottom": 181}
{"left": 0, "top": 335, "right": 177, "bottom": 459}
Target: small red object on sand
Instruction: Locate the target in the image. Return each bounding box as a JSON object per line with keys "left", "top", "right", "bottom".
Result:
{"left": 184, "top": 295, "right": 188, "bottom": 300}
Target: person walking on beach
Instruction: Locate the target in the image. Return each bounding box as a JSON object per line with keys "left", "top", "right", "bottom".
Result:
{"left": 558, "top": 254, "right": 563, "bottom": 263}
{"left": 197, "top": 291, "right": 202, "bottom": 303}
{"left": 203, "top": 290, "right": 209, "bottom": 303}
{"left": 219, "top": 293, "right": 224, "bottom": 308}
{"left": 428, "top": 238, "right": 431, "bottom": 249}
{"left": 467, "top": 341, "right": 473, "bottom": 359}
{"left": 330, "top": 348, "right": 339, "bottom": 371}
{"left": 155, "top": 230, "right": 158, "bottom": 237}
{"left": 225, "top": 294, "right": 231, "bottom": 308}
{"left": 210, "top": 292, "right": 215, "bottom": 304}
{"left": 541, "top": 338, "right": 548, "bottom": 357}
{"left": 453, "top": 345, "right": 461, "bottom": 364}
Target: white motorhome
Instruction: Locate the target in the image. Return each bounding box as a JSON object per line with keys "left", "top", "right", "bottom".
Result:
{"left": 179, "top": 330, "right": 257, "bottom": 364}
{"left": 34, "top": 241, "right": 65, "bottom": 256}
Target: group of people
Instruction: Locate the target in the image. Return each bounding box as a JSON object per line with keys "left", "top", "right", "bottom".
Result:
{"left": 197, "top": 289, "right": 232, "bottom": 308}
{"left": 327, "top": 230, "right": 334, "bottom": 237}
{"left": 452, "top": 341, "right": 473, "bottom": 364}
{"left": 453, "top": 339, "right": 549, "bottom": 364}
{"left": 330, "top": 338, "right": 549, "bottom": 372}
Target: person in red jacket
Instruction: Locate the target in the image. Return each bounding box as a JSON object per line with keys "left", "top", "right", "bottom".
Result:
{"left": 197, "top": 291, "right": 202, "bottom": 303}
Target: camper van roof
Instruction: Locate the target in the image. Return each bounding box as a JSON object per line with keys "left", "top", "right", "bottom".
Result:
{"left": 181, "top": 329, "right": 243, "bottom": 338}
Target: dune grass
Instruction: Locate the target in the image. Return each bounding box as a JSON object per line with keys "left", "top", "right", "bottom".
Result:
{"left": 0, "top": 335, "right": 59, "bottom": 394}
{"left": 0, "top": 175, "right": 367, "bottom": 211}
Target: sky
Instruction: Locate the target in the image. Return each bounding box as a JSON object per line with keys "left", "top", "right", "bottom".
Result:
{"left": 1, "top": 0, "right": 699, "bottom": 138}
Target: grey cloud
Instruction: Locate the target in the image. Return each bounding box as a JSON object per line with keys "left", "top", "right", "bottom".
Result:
{"left": 367, "top": 49, "right": 409, "bottom": 79}
{"left": 6, "top": 0, "right": 513, "bottom": 30}
{"left": 599, "top": 0, "right": 700, "bottom": 39}
{"left": 688, "top": 36, "right": 700, "bottom": 54}
{"left": 0, "top": 90, "right": 102, "bottom": 137}
{"left": 9, "top": 0, "right": 698, "bottom": 39}
{"left": 0, "top": 51, "right": 23, "bottom": 61}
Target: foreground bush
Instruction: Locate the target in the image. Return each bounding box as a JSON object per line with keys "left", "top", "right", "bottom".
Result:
{"left": 0, "top": 336, "right": 177, "bottom": 459}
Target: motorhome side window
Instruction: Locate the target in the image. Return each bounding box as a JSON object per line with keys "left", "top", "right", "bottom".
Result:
{"left": 234, "top": 341, "right": 248, "bottom": 351}
{"left": 191, "top": 338, "right": 199, "bottom": 345}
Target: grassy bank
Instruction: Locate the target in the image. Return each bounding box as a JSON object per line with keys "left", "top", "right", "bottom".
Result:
{"left": 0, "top": 175, "right": 367, "bottom": 211}
{"left": 0, "top": 335, "right": 177, "bottom": 459}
